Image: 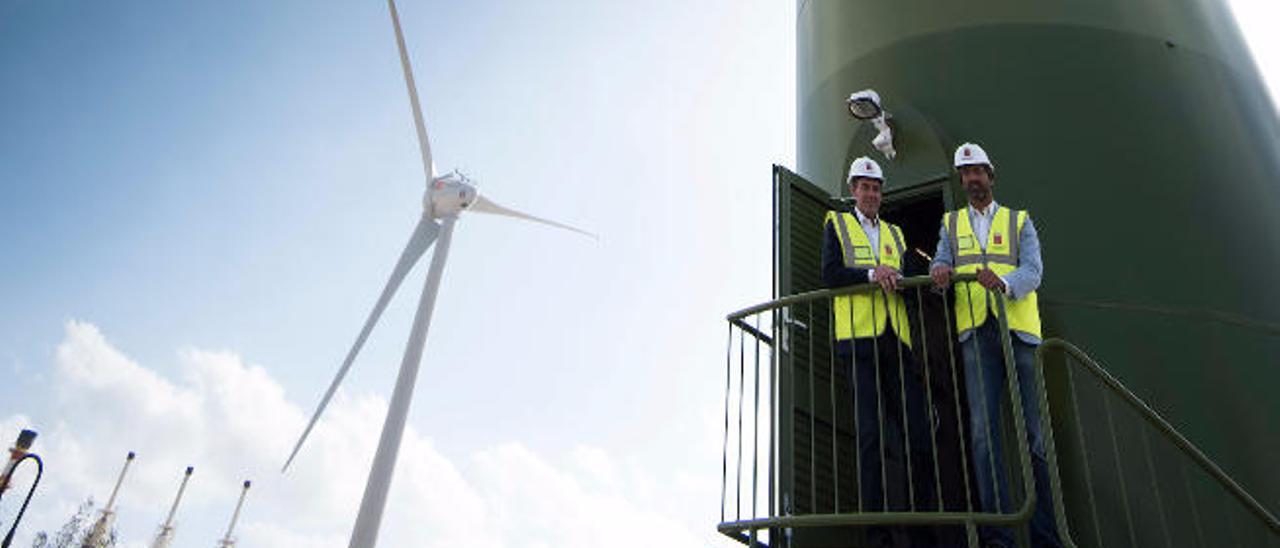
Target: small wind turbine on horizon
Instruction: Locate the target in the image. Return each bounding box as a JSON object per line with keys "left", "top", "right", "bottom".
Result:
{"left": 148, "top": 466, "right": 192, "bottom": 548}
{"left": 216, "top": 480, "right": 251, "bottom": 548}
{"left": 82, "top": 452, "right": 135, "bottom": 548}
{"left": 281, "top": 0, "right": 594, "bottom": 547}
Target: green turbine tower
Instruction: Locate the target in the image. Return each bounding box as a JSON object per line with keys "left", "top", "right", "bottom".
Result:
{"left": 743, "top": 0, "right": 1280, "bottom": 546}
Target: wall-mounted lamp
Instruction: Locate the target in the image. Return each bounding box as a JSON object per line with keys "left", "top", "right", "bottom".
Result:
{"left": 846, "top": 89, "right": 896, "bottom": 160}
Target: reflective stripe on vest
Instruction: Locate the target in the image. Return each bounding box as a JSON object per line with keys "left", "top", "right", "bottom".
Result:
{"left": 825, "top": 211, "right": 912, "bottom": 345}
{"left": 945, "top": 206, "right": 1042, "bottom": 338}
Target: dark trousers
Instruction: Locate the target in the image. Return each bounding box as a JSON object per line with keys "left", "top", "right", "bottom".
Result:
{"left": 838, "top": 332, "right": 937, "bottom": 546}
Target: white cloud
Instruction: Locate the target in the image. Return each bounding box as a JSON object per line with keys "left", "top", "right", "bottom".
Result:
{"left": 1, "top": 321, "right": 725, "bottom": 547}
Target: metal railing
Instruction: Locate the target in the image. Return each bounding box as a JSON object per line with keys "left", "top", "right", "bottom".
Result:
{"left": 718, "top": 275, "right": 1280, "bottom": 547}
{"left": 720, "top": 275, "right": 1050, "bottom": 547}
{"left": 1043, "top": 339, "right": 1280, "bottom": 547}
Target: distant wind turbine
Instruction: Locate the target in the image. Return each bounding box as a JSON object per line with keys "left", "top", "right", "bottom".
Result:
{"left": 281, "top": 0, "right": 593, "bottom": 546}
{"left": 149, "top": 466, "right": 192, "bottom": 548}
{"left": 81, "top": 452, "right": 134, "bottom": 548}
{"left": 216, "top": 480, "right": 251, "bottom": 548}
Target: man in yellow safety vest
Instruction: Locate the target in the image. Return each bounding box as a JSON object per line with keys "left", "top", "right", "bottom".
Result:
{"left": 823, "top": 156, "right": 936, "bottom": 547}
{"left": 930, "top": 143, "right": 1063, "bottom": 548}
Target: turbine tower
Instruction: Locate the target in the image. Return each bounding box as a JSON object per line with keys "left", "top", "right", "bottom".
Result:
{"left": 216, "top": 480, "right": 251, "bottom": 548}
{"left": 281, "top": 0, "right": 593, "bottom": 547}
{"left": 81, "top": 452, "right": 134, "bottom": 548}
{"left": 149, "top": 466, "right": 192, "bottom": 548}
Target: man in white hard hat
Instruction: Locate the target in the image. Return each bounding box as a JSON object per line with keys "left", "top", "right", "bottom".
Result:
{"left": 930, "top": 143, "right": 1062, "bottom": 548}
{"left": 823, "top": 156, "right": 936, "bottom": 547}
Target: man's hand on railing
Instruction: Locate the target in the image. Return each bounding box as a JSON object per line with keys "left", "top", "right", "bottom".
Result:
{"left": 975, "top": 267, "right": 1007, "bottom": 293}
{"left": 930, "top": 264, "right": 953, "bottom": 290}
{"left": 872, "top": 265, "right": 902, "bottom": 293}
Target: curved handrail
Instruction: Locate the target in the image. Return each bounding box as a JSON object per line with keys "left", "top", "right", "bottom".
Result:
{"left": 727, "top": 274, "right": 976, "bottom": 321}
{"left": 1037, "top": 339, "right": 1280, "bottom": 535}
{"left": 717, "top": 505, "right": 1035, "bottom": 532}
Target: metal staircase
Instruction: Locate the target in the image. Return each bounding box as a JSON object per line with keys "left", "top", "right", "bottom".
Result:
{"left": 717, "top": 275, "right": 1280, "bottom": 547}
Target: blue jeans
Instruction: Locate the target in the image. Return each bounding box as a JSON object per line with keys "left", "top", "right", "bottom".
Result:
{"left": 840, "top": 333, "right": 937, "bottom": 546}
{"left": 962, "top": 321, "right": 1063, "bottom": 548}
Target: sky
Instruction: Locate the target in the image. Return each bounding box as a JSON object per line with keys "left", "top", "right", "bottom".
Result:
{"left": 0, "top": 1, "right": 1277, "bottom": 547}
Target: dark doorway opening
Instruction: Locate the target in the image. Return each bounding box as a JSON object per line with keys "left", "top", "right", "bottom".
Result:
{"left": 882, "top": 188, "right": 945, "bottom": 277}
{"left": 882, "top": 187, "right": 979, "bottom": 524}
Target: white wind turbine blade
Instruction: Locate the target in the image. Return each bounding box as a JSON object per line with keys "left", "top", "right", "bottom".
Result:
{"left": 282, "top": 216, "right": 441, "bottom": 472}
{"left": 387, "top": 0, "right": 435, "bottom": 180}
{"left": 469, "top": 194, "right": 597, "bottom": 239}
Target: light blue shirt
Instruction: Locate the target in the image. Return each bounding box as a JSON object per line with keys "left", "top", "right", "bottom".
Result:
{"left": 931, "top": 202, "right": 1043, "bottom": 344}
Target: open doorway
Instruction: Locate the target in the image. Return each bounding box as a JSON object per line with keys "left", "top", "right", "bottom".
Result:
{"left": 881, "top": 187, "right": 945, "bottom": 276}
{"left": 882, "top": 185, "right": 979, "bottom": 520}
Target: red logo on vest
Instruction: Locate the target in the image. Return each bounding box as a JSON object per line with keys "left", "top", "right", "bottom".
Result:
{"left": 994, "top": 233, "right": 1003, "bottom": 245}
{"left": 885, "top": 244, "right": 893, "bottom": 255}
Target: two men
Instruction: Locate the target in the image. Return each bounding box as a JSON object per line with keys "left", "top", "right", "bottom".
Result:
{"left": 822, "top": 156, "right": 936, "bottom": 547}
{"left": 823, "top": 144, "right": 1062, "bottom": 548}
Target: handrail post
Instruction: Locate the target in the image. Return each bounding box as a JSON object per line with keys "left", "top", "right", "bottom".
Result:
{"left": 912, "top": 285, "right": 945, "bottom": 513}
{"left": 751, "top": 313, "right": 762, "bottom": 547}
{"left": 992, "top": 293, "right": 1037, "bottom": 537}
{"left": 1032, "top": 341, "right": 1075, "bottom": 546}
{"left": 769, "top": 308, "right": 779, "bottom": 542}
{"left": 722, "top": 323, "right": 734, "bottom": 523}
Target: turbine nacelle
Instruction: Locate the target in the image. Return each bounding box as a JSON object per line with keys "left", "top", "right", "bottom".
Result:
{"left": 423, "top": 170, "right": 596, "bottom": 238}
{"left": 425, "top": 171, "right": 478, "bottom": 219}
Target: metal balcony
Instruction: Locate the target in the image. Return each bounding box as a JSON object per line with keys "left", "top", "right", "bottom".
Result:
{"left": 718, "top": 275, "right": 1280, "bottom": 547}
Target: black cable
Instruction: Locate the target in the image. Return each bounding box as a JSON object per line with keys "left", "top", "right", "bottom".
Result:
{"left": 2, "top": 454, "right": 43, "bottom": 548}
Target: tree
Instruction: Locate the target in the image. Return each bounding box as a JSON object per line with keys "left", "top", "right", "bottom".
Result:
{"left": 26, "top": 499, "right": 116, "bottom": 548}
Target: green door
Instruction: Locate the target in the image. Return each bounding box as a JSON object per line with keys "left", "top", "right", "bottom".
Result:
{"left": 775, "top": 165, "right": 862, "bottom": 546}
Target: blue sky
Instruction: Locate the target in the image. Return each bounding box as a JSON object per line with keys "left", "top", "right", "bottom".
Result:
{"left": 2, "top": 0, "right": 1277, "bottom": 546}
{"left": 1, "top": 0, "right": 786, "bottom": 442}
{"left": 1, "top": 1, "right": 788, "bottom": 545}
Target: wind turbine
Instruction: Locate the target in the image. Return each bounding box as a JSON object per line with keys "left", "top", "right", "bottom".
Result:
{"left": 82, "top": 451, "right": 135, "bottom": 548}
{"left": 149, "top": 466, "right": 193, "bottom": 548}
{"left": 216, "top": 480, "right": 251, "bottom": 548}
{"left": 281, "top": 0, "right": 593, "bottom": 546}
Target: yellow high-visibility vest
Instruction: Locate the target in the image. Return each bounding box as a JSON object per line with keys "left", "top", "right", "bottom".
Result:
{"left": 825, "top": 211, "right": 912, "bottom": 345}
{"left": 944, "top": 206, "right": 1042, "bottom": 338}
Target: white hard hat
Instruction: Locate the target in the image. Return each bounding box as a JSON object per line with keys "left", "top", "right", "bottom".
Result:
{"left": 954, "top": 142, "right": 994, "bottom": 171}
{"left": 847, "top": 156, "right": 884, "bottom": 182}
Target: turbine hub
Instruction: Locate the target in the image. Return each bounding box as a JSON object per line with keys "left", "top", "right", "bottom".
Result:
{"left": 424, "top": 171, "right": 478, "bottom": 218}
